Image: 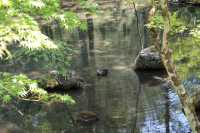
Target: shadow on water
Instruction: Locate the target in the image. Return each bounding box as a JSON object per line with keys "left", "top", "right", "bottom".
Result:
{"left": 0, "top": 2, "right": 193, "bottom": 133}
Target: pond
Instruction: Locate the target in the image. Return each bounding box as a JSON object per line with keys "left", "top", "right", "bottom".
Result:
{"left": 0, "top": 1, "right": 193, "bottom": 133}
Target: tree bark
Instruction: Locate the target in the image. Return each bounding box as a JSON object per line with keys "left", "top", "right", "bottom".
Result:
{"left": 159, "top": 0, "right": 200, "bottom": 132}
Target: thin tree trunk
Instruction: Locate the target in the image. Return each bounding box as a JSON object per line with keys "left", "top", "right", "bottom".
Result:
{"left": 160, "top": 0, "right": 200, "bottom": 132}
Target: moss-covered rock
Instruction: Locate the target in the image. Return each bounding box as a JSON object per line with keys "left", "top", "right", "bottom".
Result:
{"left": 133, "top": 46, "right": 165, "bottom": 70}
{"left": 38, "top": 71, "right": 86, "bottom": 93}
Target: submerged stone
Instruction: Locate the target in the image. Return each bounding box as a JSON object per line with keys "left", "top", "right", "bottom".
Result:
{"left": 133, "top": 46, "right": 165, "bottom": 70}
{"left": 76, "top": 111, "right": 99, "bottom": 123}
{"left": 45, "top": 78, "right": 85, "bottom": 93}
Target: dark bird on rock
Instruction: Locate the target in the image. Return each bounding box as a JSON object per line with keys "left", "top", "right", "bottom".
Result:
{"left": 97, "top": 68, "right": 109, "bottom": 77}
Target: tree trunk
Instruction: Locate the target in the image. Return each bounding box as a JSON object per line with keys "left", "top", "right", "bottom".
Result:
{"left": 160, "top": 0, "right": 200, "bottom": 132}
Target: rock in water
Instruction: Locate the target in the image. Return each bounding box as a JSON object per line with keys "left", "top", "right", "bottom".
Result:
{"left": 133, "top": 46, "right": 165, "bottom": 70}
{"left": 97, "top": 69, "right": 109, "bottom": 77}
{"left": 76, "top": 111, "right": 99, "bottom": 123}
{"left": 41, "top": 70, "right": 86, "bottom": 93}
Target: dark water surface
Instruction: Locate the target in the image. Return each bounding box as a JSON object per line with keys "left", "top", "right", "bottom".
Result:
{"left": 0, "top": 2, "right": 192, "bottom": 133}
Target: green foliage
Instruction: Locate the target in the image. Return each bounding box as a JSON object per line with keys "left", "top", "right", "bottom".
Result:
{"left": 0, "top": 0, "right": 91, "bottom": 58}
{"left": 51, "top": 11, "right": 87, "bottom": 31}
{"left": 2, "top": 95, "right": 12, "bottom": 103}
{"left": 190, "top": 24, "right": 200, "bottom": 40}
{"left": 0, "top": 15, "right": 57, "bottom": 58}
{"left": 0, "top": 72, "right": 75, "bottom": 104}
{"left": 171, "top": 22, "right": 200, "bottom": 79}
{"left": 48, "top": 94, "right": 75, "bottom": 104}
{"left": 0, "top": 0, "right": 97, "bottom": 104}
{"left": 2, "top": 41, "right": 73, "bottom": 75}
{"left": 79, "top": 0, "right": 98, "bottom": 13}
{"left": 146, "top": 12, "right": 187, "bottom": 35}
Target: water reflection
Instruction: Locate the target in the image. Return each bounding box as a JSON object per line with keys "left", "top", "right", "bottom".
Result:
{"left": 78, "top": 28, "right": 89, "bottom": 67}
{"left": 71, "top": 7, "right": 191, "bottom": 133}
{"left": 0, "top": 3, "right": 192, "bottom": 133}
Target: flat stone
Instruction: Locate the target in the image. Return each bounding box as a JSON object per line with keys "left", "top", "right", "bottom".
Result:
{"left": 76, "top": 111, "right": 99, "bottom": 123}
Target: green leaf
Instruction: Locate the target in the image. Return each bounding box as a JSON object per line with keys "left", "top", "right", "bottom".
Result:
{"left": 3, "top": 95, "right": 12, "bottom": 103}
